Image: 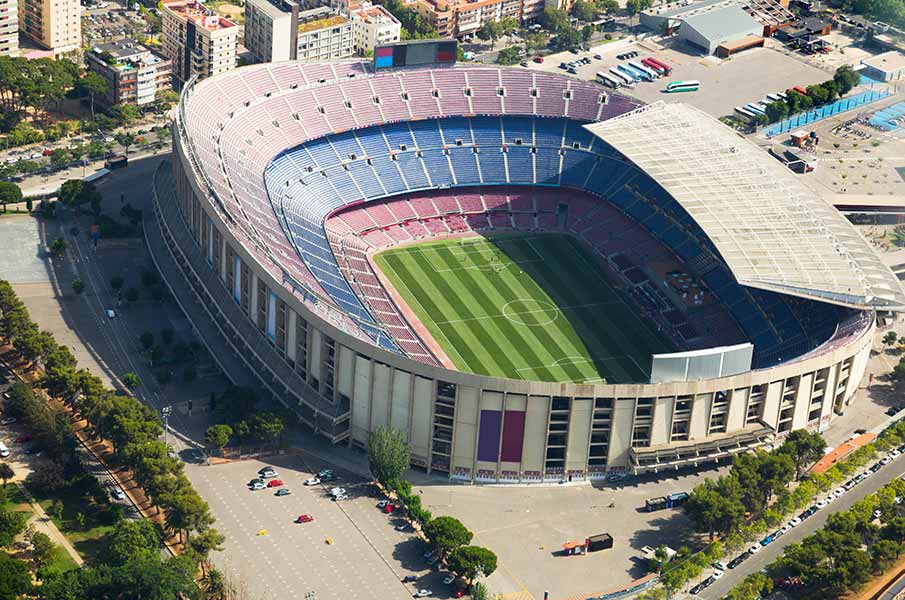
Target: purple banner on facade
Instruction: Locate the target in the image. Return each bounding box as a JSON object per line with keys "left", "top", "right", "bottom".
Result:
{"left": 477, "top": 410, "right": 502, "bottom": 462}
{"left": 500, "top": 410, "right": 526, "bottom": 463}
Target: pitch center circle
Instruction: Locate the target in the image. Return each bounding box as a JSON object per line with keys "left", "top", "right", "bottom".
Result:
{"left": 501, "top": 299, "right": 560, "bottom": 326}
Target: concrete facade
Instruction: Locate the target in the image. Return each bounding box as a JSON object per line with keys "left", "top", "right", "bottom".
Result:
{"left": 349, "top": 3, "right": 400, "bottom": 56}
{"left": 86, "top": 39, "right": 172, "bottom": 106}
{"left": 162, "top": 0, "right": 238, "bottom": 87}
{"left": 295, "top": 7, "right": 352, "bottom": 62}
{"left": 243, "top": 0, "right": 297, "bottom": 63}
{"left": 17, "top": 0, "right": 79, "bottom": 55}
{"left": 158, "top": 93, "right": 876, "bottom": 483}
{"left": 861, "top": 50, "right": 905, "bottom": 82}
{"left": 0, "top": 0, "right": 18, "bottom": 56}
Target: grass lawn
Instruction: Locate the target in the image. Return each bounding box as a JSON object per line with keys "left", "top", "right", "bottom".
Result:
{"left": 46, "top": 544, "right": 78, "bottom": 573}
{"left": 28, "top": 476, "right": 119, "bottom": 562}
{"left": 0, "top": 484, "right": 31, "bottom": 514}
{"left": 374, "top": 233, "right": 672, "bottom": 383}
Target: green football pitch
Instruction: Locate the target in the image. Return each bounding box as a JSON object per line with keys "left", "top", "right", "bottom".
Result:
{"left": 374, "top": 233, "right": 673, "bottom": 384}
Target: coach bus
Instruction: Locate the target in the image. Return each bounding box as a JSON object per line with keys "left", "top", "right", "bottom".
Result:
{"left": 665, "top": 80, "right": 700, "bottom": 93}
{"left": 616, "top": 64, "right": 644, "bottom": 82}
{"left": 623, "top": 62, "right": 655, "bottom": 82}
{"left": 641, "top": 58, "right": 666, "bottom": 76}
{"left": 735, "top": 106, "right": 757, "bottom": 120}
{"left": 745, "top": 103, "right": 766, "bottom": 115}
{"left": 596, "top": 71, "right": 623, "bottom": 88}
{"left": 608, "top": 67, "right": 635, "bottom": 86}
{"left": 646, "top": 56, "right": 673, "bottom": 75}
{"left": 629, "top": 60, "right": 659, "bottom": 80}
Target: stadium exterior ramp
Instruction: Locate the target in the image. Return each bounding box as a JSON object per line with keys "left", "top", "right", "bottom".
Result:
{"left": 154, "top": 61, "right": 884, "bottom": 482}
{"left": 585, "top": 102, "right": 905, "bottom": 312}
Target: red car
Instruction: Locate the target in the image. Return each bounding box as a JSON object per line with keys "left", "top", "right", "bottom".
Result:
{"left": 296, "top": 514, "right": 313, "bottom": 523}
{"left": 266, "top": 479, "right": 284, "bottom": 488}
{"left": 533, "top": 56, "right": 544, "bottom": 63}
{"left": 14, "top": 435, "right": 32, "bottom": 444}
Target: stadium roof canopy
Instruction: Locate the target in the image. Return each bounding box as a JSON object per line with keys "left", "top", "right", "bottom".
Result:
{"left": 585, "top": 102, "right": 905, "bottom": 311}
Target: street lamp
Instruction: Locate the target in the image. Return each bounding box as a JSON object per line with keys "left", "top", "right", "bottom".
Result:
{"left": 162, "top": 405, "right": 172, "bottom": 449}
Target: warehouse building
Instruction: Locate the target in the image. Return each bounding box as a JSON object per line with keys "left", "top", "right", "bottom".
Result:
{"left": 861, "top": 51, "right": 905, "bottom": 82}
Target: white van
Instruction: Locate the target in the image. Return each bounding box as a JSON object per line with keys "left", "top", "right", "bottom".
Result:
{"left": 0, "top": 442, "right": 9, "bottom": 458}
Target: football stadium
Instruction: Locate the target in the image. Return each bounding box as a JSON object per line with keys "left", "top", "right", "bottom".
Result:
{"left": 148, "top": 47, "right": 905, "bottom": 483}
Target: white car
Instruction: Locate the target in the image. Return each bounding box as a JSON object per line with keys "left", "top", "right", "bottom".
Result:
{"left": 780, "top": 524, "right": 792, "bottom": 535}
{"left": 748, "top": 544, "right": 761, "bottom": 555}
{"left": 329, "top": 487, "right": 346, "bottom": 497}
{"left": 106, "top": 309, "right": 115, "bottom": 319}
{"left": 250, "top": 481, "right": 265, "bottom": 490}
{"left": 825, "top": 495, "right": 836, "bottom": 504}
{"left": 111, "top": 488, "right": 125, "bottom": 500}
{"left": 833, "top": 487, "right": 845, "bottom": 498}
{"left": 260, "top": 470, "right": 277, "bottom": 479}
{"left": 816, "top": 499, "right": 829, "bottom": 509}
{"left": 414, "top": 590, "right": 431, "bottom": 598}
{"left": 881, "top": 456, "right": 892, "bottom": 465}
{"left": 304, "top": 477, "right": 320, "bottom": 486}
{"left": 891, "top": 449, "right": 902, "bottom": 458}
{"left": 332, "top": 493, "right": 348, "bottom": 501}
{"left": 712, "top": 569, "right": 725, "bottom": 580}
{"left": 443, "top": 574, "right": 455, "bottom": 585}
{"left": 789, "top": 517, "right": 802, "bottom": 527}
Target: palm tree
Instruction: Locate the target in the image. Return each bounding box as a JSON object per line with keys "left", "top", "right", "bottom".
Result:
{"left": 0, "top": 464, "right": 14, "bottom": 486}
{"left": 202, "top": 568, "right": 228, "bottom": 600}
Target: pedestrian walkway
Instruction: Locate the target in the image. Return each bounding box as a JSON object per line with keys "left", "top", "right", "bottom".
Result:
{"left": 15, "top": 482, "right": 84, "bottom": 567}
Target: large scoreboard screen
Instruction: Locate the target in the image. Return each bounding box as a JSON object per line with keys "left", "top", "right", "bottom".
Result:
{"left": 374, "top": 39, "right": 457, "bottom": 70}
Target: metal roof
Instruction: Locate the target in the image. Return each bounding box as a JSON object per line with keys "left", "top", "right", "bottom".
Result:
{"left": 585, "top": 102, "right": 905, "bottom": 311}
{"left": 682, "top": 5, "right": 761, "bottom": 42}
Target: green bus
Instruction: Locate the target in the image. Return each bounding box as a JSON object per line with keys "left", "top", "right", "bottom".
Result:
{"left": 665, "top": 80, "right": 700, "bottom": 93}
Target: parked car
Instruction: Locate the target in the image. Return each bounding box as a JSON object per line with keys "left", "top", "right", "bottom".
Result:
{"left": 295, "top": 514, "right": 313, "bottom": 523}
{"left": 728, "top": 554, "right": 748, "bottom": 569}
{"left": 317, "top": 469, "right": 333, "bottom": 478}
{"left": 533, "top": 56, "right": 544, "bottom": 63}
{"left": 260, "top": 469, "right": 278, "bottom": 479}
{"left": 402, "top": 575, "right": 418, "bottom": 583}
{"left": 111, "top": 488, "right": 125, "bottom": 500}
{"left": 789, "top": 516, "right": 802, "bottom": 527}
{"left": 249, "top": 481, "right": 265, "bottom": 490}
{"left": 14, "top": 435, "right": 32, "bottom": 444}
{"left": 275, "top": 488, "right": 291, "bottom": 497}
{"left": 443, "top": 574, "right": 456, "bottom": 585}
{"left": 266, "top": 479, "right": 284, "bottom": 488}
{"left": 0, "top": 417, "right": 16, "bottom": 425}
{"left": 748, "top": 544, "right": 762, "bottom": 554}
{"left": 304, "top": 477, "right": 320, "bottom": 486}
{"left": 414, "top": 589, "right": 432, "bottom": 598}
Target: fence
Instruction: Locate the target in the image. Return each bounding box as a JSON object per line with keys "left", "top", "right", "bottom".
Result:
{"left": 763, "top": 89, "right": 892, "bottom": 137}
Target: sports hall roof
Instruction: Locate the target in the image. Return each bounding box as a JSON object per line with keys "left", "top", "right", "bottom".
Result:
{"left": 586, "top": 102, "right": 905, "bottom": 311}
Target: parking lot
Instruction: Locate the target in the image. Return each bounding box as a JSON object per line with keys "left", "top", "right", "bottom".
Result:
{"left": 187, "top": 455, "right": 458, "bottom": 600}
{"left": 81, "top": 2, "right": 155, "bottom": 46}
{"left": 530, "top": 40, "right": 832, "bottom": 119}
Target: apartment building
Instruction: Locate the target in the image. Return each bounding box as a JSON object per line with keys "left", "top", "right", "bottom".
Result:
{"left": 349, "top": 2, "right": 400, "bottom": 55}
{"left": 86, "top": 39, "right": 172, "bottom": 106}
{"left": 244, "top": 0, "right": 298, "bottom": 63}
{"left": 244, "top": 0, "right": 353, "bottom": 62}
{"left": 411, "top": 0, "right": 535, "bottom": 38}
{"left": 0, "top": 0, "right": 18, "bottom": 55}
{"left": 17, "top": 0, "right": 79, "bottom": 55}
{"left": 296, "top": 6, "right": 352, "bottom": 61}
{"left": 162, "top": 0, "right": 237, "bottom": 87}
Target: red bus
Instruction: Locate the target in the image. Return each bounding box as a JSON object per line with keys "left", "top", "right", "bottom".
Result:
{"left": 645, "top": 57, "right": 672, "bottom": 75}
{"left": 641, "top": 58, "right": 666, "bottom": 75}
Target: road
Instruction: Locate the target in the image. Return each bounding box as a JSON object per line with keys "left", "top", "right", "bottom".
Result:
{"left": 701, "top": 452, "right": 905, "bottom": 599}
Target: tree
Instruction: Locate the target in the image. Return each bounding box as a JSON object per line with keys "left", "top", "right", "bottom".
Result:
{"left": 871, "top": 539, "right": 901, "bottom": 573}
{"left": 71, "top": 279, "right": 85, "bottom": 296}
{"left": 834, "top": 64, "right": 861, "bottom": 96}
{"left": 884, "top": 331, "right": 899, "bottom": 347}
{"left": 248, "top": 412, "right": 284, "bottom": 445}
{"left": 423, "top": 516, "right": 473, "bottom": 556}
{"left": 806, "top": 83, "right": 830, "bottom": 106}
{"left": 0, "top": 465, "right": 14, "bottom": 486}
{"left": 0, "top": 509, "right": 27, "bottom": 547}
{"left": 447, "top": 546, "right": 497, "bottom": 582}
{"left": 571, "top": 0, "right": 597, "bottom": 21}
{"left": 111, "top": 103, "right": 140, "bottom": 126}
{"left": 50, "top": 237, "right": 66, "bottom": 256}
{"left": 161, "top": 327, "right": 174, "bottom": 345}
{"left": 139, "top": 331, "right": 154, "bottom": 350}
{"left": 78, "top": 72, "right": 110, "bottom": 119}
{"left": 367, "top": 426, "right": 411, "bottom": 487}
{"left": 122, "top": 372, "right": 139, "bottom": 390}
{"left": 684, "top": 475, "right": 746, "bottom": 540}
{"left": 202, "top": 567, "right": 229, "bottom": 600}
{"left": 540, "top": 6, "right": 569, "bottom": 32}
{"left": 0, "top": 182, "right": 21, "bottom": 212}
{"left": 103, "top": 519, "right": 163, "bottom": 567}
{"left": 205, "top": 424, "right": 232, "bottom": 449}
{"left": 765, "top": 100, "right": 789, "bottom": 123}
{"left": 777, "top": 429, "right": 827, "bottom": 480}
{"left": 115, "top": 132, "right": 137, "bottom": 155}
{"left": 154, "top": 89, "right": 179, "bottom": 113}
{"left": 26, "top": 529, "right": 54, "bottom": 569}
{"left": 0, "top": 552, "right": 32, "bottom": 600}
{"left": 524, "top": 31, "right": 550, "bottom": 54}
{"left": 496, "top": 47, "right": 521, "bottom": 65}
{"left": 110, "top": 276, "right": 124, "bottom": 291}
{"left": 187, "top": 527, "right": 225, "bottom": 576}
{"left": 476, "top": 20, "right": 505, "bottom": 50}
{"left": 125, "top": 287, "right": 139, "bottom": 302}
{"left": 723, "top": 572, "right": 773, "bottom": 600}
{"left": 552, "top": 28, "right": 583, "bottom": 51}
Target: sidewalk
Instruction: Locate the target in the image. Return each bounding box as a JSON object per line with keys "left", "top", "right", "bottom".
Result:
{"left": 16, "top": 482, "right": 85, "bottom": 568}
